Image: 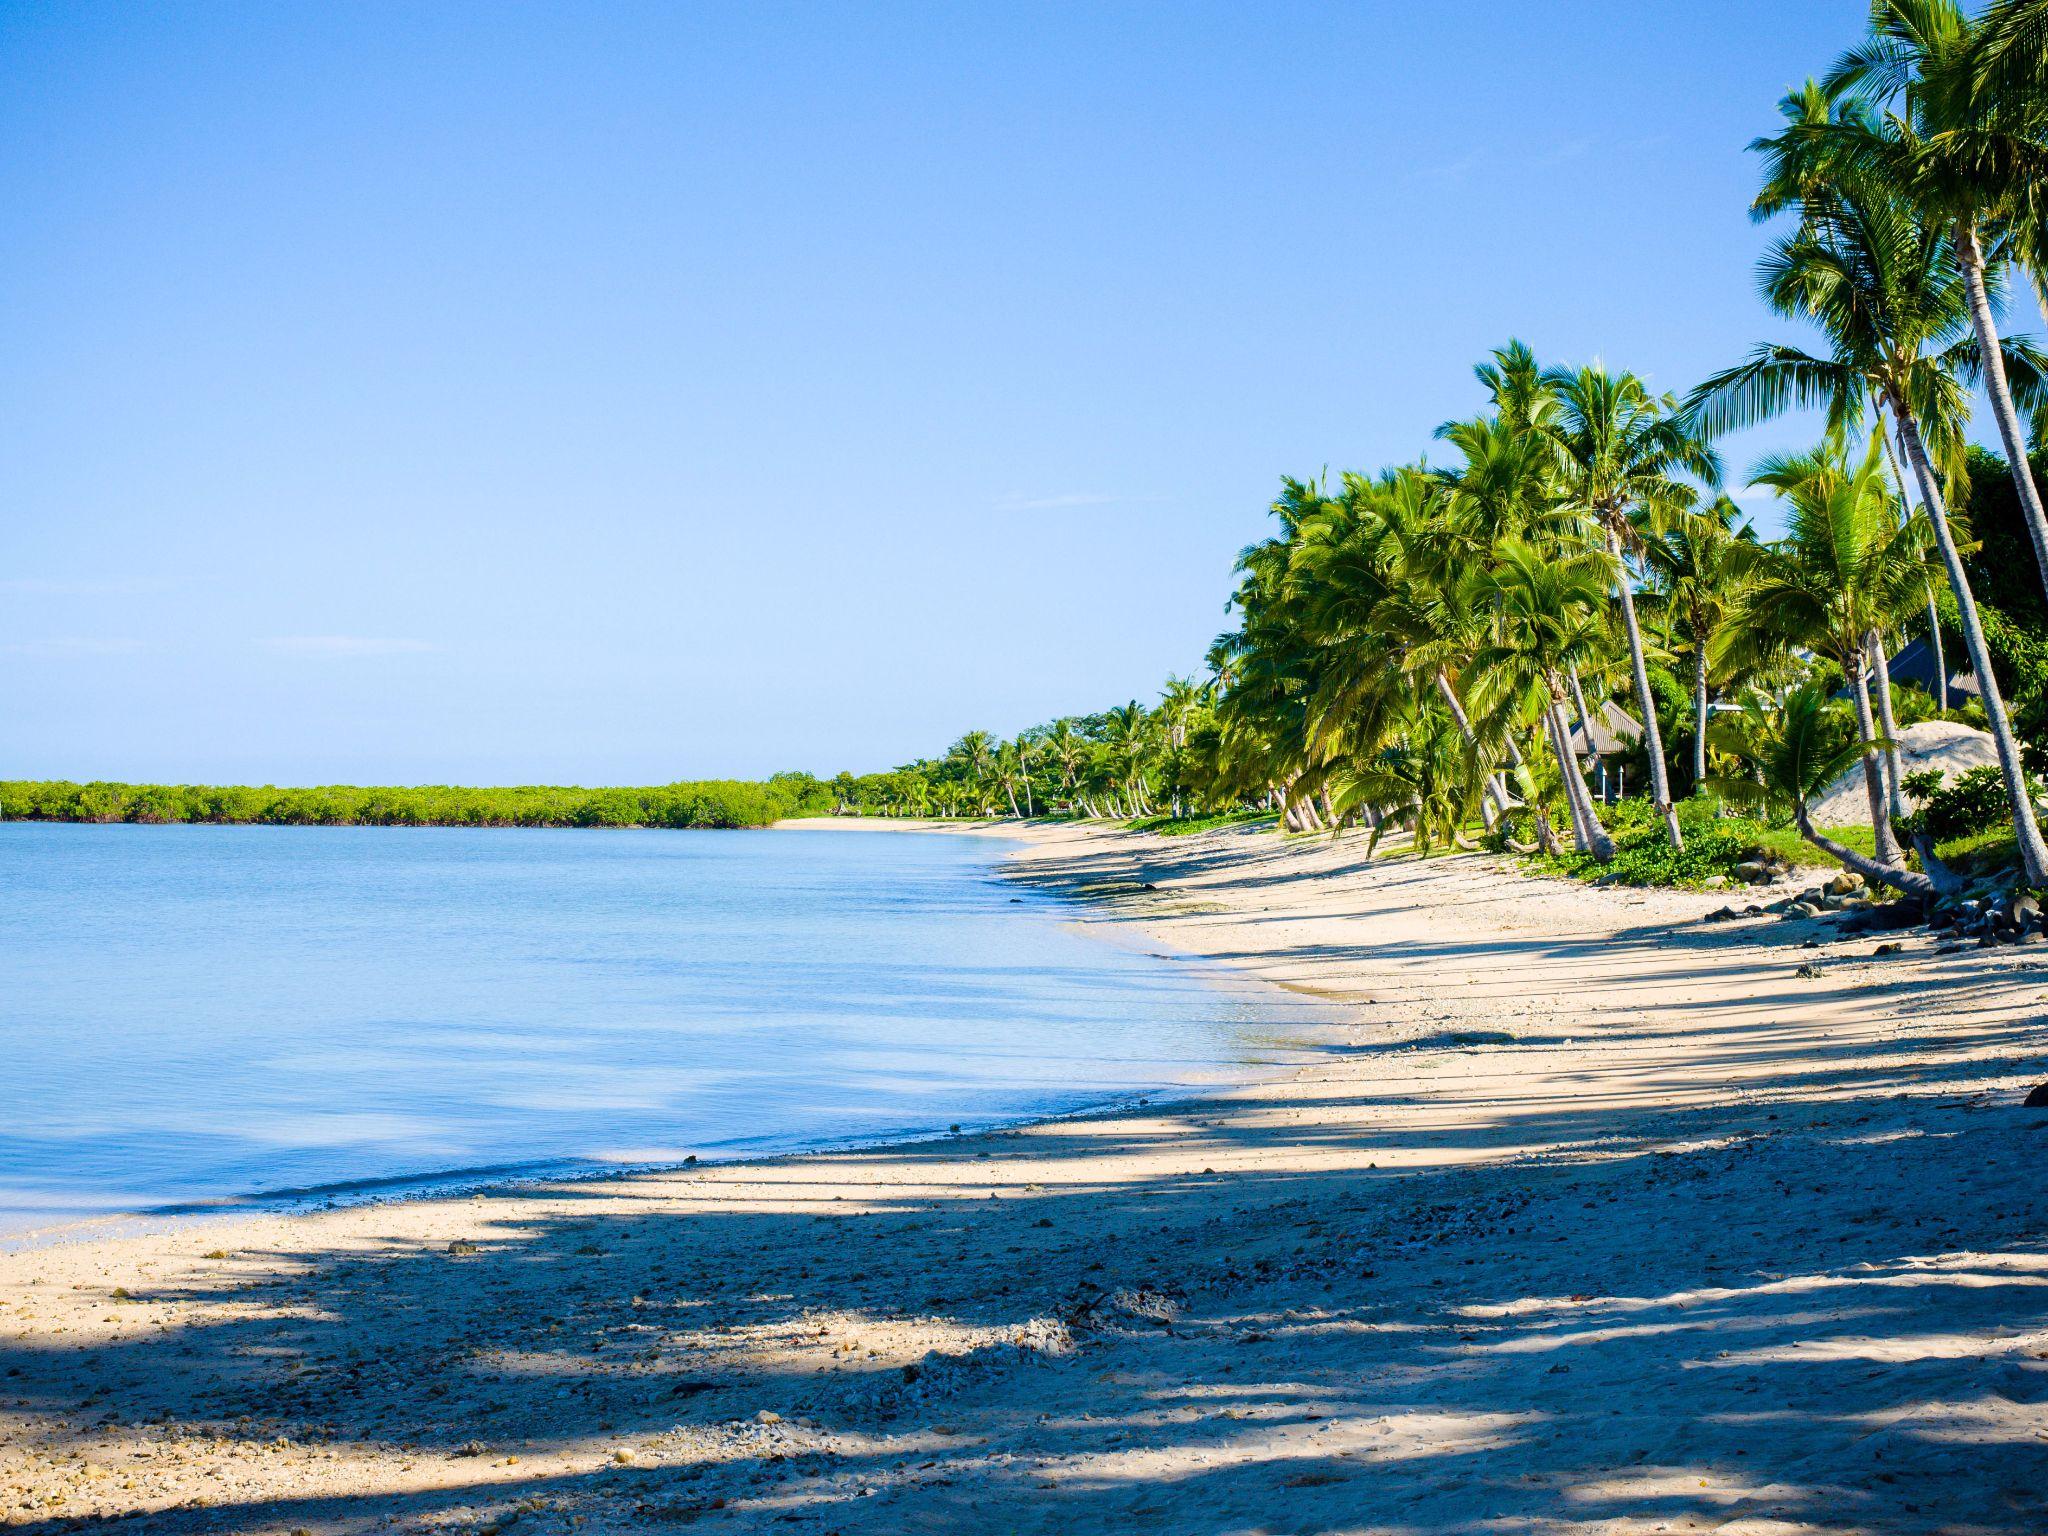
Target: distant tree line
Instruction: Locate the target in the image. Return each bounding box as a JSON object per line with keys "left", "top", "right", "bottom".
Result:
{"left": 0, "top": 775, "right": 835, "bottom": 830}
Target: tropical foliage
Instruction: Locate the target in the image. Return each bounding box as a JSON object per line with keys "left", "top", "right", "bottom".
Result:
{"left": 839, "top": 2, "right": 2048, "bottom": 897}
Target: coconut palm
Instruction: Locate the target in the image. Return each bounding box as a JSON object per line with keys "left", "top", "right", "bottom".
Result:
{"left": 1821, "top": 1, "right": 2048, "bottom": 602}
{"left": 1974, "top": 0, "right": 2048, "bottom": 102}
{"left": 1722, "top": 435, "right": 1936, "bottom": 869}
{"left": 1541, "top": 365, "right": 1722, "bottom": 851}
{"left": 1683, "top": 162, "right": 2048, "bottom": 885}
{"left": 1641, "top": 495, "right": 1763, "bottom": 793}
{"left": 1477, "top": 539, "right": 1619, "bottom": 861}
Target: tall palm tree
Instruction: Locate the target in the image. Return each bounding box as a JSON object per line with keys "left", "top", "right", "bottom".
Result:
{"left": 1641, "top": 495, "right": 1762, "bottom": 793}
{"left": 1542, "top": 365, "right": 1722, "bottom": 851}
{"left": 1823, "top": 0, "right": 2048, "bottom": 603}
{"left": 1684, "top": 163, "right": 2048, "bottom": 885}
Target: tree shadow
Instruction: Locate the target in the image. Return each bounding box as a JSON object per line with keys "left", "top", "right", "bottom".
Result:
{"left": 5, "top": 828, "right": 2047, "bottom": 1532}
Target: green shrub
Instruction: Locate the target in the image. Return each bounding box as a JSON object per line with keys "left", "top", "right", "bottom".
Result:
{"left": 1127, "top": 809, "right": 1277, "bottom": 836}
{"left": 1513, "top": 795, "right": 1786, "bottom": 888}
{"left": 1901, "top": 765, "right": 2015, "bottom": 843}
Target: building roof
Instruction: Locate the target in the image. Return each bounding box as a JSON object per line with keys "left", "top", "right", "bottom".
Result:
{"left": 1883, "top": 635, "right": 1980, "bottom": 700}
{"left": 1567, "top": 699, "right": 1642, "bottom": 758}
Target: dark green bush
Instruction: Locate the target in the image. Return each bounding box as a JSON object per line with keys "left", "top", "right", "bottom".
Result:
{"left": 1901, "top": 765, "right": 2014, "bottom": 844}
{"left": 1517, "top": 795, "right": 1778, "bottom": 888}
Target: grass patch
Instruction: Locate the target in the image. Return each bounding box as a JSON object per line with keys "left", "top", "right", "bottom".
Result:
{"left": 1127, "top": 810, "right": 1279, "bottom": 837}
{"left": 1508, "top": 795, "right": 2014, "bottom": 890}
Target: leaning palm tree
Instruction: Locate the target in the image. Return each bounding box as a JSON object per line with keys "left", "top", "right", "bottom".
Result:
{"left": 1542, "top": 365, "right": 1722, "bottom": 851}
{"left": 1821, "top": 1, "right": 2048, "bottom": 603}
{"left": 1709, "top": 680, "right": 1936, "bottom": 897}
{"left": 1683, "top": 164, "right": 2048, "bottom": 885}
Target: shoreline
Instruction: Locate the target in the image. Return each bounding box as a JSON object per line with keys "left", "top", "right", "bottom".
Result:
{"left": 0, "top": 821, "right": 1328, "bottom": 1257}
{"left": 4, "top": 821, "right": 2046, "bottom": 1532}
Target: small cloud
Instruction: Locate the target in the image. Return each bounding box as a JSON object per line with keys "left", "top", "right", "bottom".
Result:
{"left": 260, "top": 636, "right": 433, "bottom": 657}
{"left": 0, "top": 576, "right": 172, "bottom": 597}
{"left": 1, "top": 636, "right": 147, "bottom": 656}
{"left": 995, "top": 492, "right": 1121, "bottom": 512}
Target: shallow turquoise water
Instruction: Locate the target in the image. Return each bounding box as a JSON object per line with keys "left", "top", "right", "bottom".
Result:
{"left": 0, "top": 824, "right": 1283, "bottom": 1238}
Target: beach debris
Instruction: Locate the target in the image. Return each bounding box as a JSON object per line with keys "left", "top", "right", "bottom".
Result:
{"left": 611, "top": 1446, "right": 636, "bottom": 1464}
{"left": 446, "top": 1240, "right": 478, "bottom": 1257}
{"left": 1796, "top": 963, "right": 1823, "bottom": 978}
{"left": 453, "top": 1440, "right": 489, "bottom": 1458}
{"left": 2024, "top": 1084, "right": 2048, "bottom": 1108}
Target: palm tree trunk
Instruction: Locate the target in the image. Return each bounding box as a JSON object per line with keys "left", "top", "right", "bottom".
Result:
{"left": 1846, "top": 653, "right": 1904, "bottom": 868}
{"left": 1544, "top": 687, "right": 1615, "bottom": 861}
{"left": 1545, "top": 702, "right": 1592, "bottom": 850}
{"left": 1567, "top": 667, "right": 1604, "bottom": 770}
{"left": 1794, "top": 805, "right": 1933, "bottom": 898}
{"left": 1957, "top": 218, "right": 2048, "bottom": 606}
{"left": 1606, "top": 528, "right": 1682, "bottom": 850}
{"left": 1434, "top": 669, "right": 1515, "bottom": 821}
{"left": 1894, "top": 396, "right": 2048, "bottom": 886}
{"left": 1876, "top": 406, "right": 1950, "bottom": 711}
{"left": 1926, "top": 589, "right": 1948, "bottom": 712}
{"left": 1003, "top": 781, "right": 1021, "bottom": 818}
{"left": 1691, "top": 643, "right": 1709, "bottom": 791}
{"left": 1867, "top": 628, "right": 1909, "bottom": 828}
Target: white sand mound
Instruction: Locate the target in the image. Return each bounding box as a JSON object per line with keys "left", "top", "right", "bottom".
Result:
{"left": 1808, "top": 719, "right": 1999, "bottom": 826}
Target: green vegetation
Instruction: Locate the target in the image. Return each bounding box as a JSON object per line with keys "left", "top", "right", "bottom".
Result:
{"left": 829, "top": 1, "right": 2048, "bottom": 899}
{"left": 21, "top": 4, "right": 2048, "bottom": 905}
{"left": 1126, "top": 810, "right": 1277, "bottom": 837}
{"left": 0, "top": 776, "right": 831, "bottom": 830}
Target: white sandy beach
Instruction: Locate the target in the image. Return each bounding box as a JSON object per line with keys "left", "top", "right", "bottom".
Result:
{"left": 3, "top": 820, "right": 2046, "bottom": 1534}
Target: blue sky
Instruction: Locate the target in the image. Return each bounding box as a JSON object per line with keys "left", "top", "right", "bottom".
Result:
{"left": 1, "top": 1, "right": 2032, "bottom": 783}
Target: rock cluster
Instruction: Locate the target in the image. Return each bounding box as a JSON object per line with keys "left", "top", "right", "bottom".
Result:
{"left": 1929, "top": 886, "right": 2046, "bottom": 948}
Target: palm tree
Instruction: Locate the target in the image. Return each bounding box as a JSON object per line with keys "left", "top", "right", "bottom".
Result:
{"left": 1101, "top": 701, "right": 1154, "bottom": 816}
{"left": 1478, "top": 539, "right": 1619, "bottom": 861}
{"left": 1043, "top": 719, "right": 1086, "bottom": 811}
{"left": 1157, "top": 675, "right": 1206, "bottom": 750}
{"left": 1723, "top": 435, "right": 1935, "bottom": 869}
{"left": 1641, "top": 495, "right": 1762, "bottom": 794}
{"left": 1974, "top": 0, "right": 2048, "bottom": 102}
{"left": 1823, "top": 1, "right": 2048, "bottom": 603}
{"left": 1684, "top": 159, "right": 2048, "bottom": 885}
{"left": 1542, "top": 364, "right": 1722, "bottom": 851}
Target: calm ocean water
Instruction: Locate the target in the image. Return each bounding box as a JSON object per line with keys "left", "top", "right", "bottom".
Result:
{"left": 0, "top": 824, "right": 1291, "bottom": 1241}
